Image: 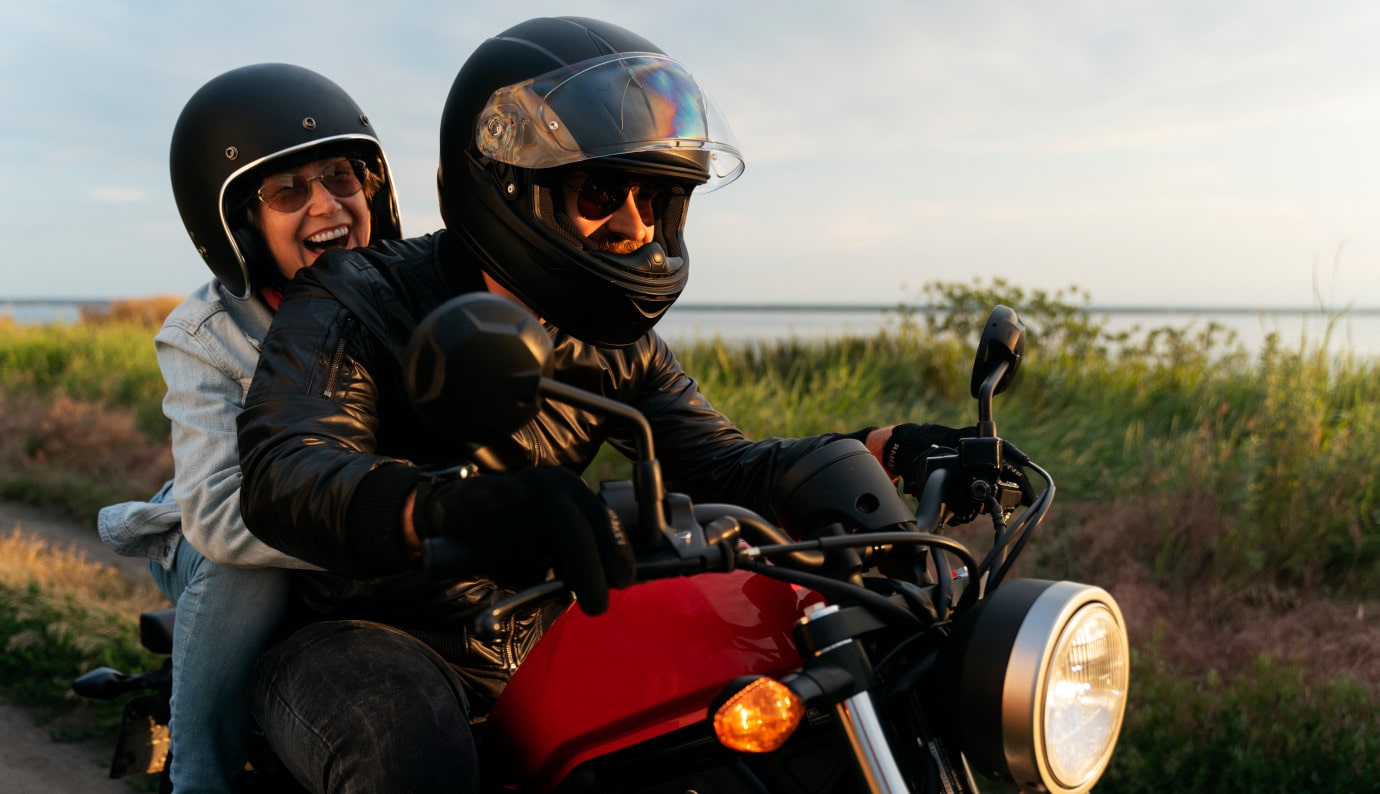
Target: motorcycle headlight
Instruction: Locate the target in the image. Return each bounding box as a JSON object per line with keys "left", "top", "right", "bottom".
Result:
{"left": 946, "top": 579, "right": 1129, "bottom": 794}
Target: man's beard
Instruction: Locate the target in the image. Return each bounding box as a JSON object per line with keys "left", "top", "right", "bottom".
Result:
{"left": 585, "top": 227, "right": 646, "bottom": 255}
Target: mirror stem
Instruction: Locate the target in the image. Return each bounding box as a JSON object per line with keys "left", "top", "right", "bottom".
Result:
{"left": 537, "top": 377, "right": 668, "bottom": 535}
{"left": 976, "top": 361, "right": 1008, "bottom": 434}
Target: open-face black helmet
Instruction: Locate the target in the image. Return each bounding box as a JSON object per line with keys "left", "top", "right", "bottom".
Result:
{"left": 438, "top": 17, "right": 744, "bottom": 346}
{"left": 170, "top": 63, "right": 402, "bottom": 299}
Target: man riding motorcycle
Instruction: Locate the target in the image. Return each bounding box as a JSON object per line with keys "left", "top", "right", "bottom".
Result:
{"left": 236, "top": 16, "right": 971, "bottom": 792}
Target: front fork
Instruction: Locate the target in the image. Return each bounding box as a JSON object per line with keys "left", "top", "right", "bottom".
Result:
{"left": 837, "top": 690, "right": 910, "bottom": 792}
{"left": 793, "top": 603, "right": 974, "bottom": 794}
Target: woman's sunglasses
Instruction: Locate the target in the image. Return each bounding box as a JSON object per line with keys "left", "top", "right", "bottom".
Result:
{"left": 567, "top": 173, "right": 668, "bottom": 226}
{"left": 256, "top": 159, "right": 368, "bottom": 213}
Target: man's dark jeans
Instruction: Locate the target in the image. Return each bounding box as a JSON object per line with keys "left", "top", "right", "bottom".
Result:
{"left": 251, "top": 619, "right": 478, "bottom": 793}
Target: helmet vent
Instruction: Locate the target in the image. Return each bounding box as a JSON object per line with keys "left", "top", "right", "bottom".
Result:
{"left": 225, "top": 146, "right": 238, "bottom": 161}
{"left": 301, "top": 117, "right": 317, "bottom": 130}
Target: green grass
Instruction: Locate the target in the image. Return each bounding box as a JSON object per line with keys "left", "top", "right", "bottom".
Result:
{"left": 0, "top": 531, "right": 164, "bottom": 739}
{"left": 2, "top": 283, "right": 1377, "bottom": 789}
{"left": 1102, "top": 652, "right": 1379, "bottom": 793}
{"left": 0, "top": 316, "right": 173, "bottom": 520}
{"left": 0, "top": 317, "right": 168, "bottom": 438}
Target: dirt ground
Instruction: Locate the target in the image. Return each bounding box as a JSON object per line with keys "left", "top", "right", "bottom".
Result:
{"left": 1, "top": 502, "right": 153, "bottom": 793}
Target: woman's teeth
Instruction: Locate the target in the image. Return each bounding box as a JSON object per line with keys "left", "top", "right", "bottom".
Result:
{"left": 305, "top": 227, "right": 349, "bottom": 251}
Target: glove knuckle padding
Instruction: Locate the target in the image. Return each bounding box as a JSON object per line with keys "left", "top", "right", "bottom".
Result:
{"left": 883, "top": 422, "right": 976, "bottom": 491}
{"left": 421, "top": 467, "right": 634, "bottom": 615}
{"left": 539, "top": 476, "right": 608, "bottom": 612}
{"left": 521, "top": 467, "right": 634, "bottom": 615}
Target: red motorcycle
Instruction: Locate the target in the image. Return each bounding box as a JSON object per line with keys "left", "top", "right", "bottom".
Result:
{"left": 408, "top": 295, "right": 1130, "bottom": 794}
{"left": 77, "top": 296, "right": 1129, "bottom": 794}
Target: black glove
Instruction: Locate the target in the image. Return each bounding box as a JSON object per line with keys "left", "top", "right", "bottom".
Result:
{"left": 413, "top": 467, "right": 635, "bottom": 615}
{"left": 879, "top": 423, "right": 975, "bottom": 490}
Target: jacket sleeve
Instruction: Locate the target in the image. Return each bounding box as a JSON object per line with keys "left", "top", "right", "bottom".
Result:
{"left": 628, "top": 334, "right": 854, "bottom": 519}
{"left": 156, "top": 304, "right": 322, "bottom": 570}
{"left": 236, "top": 283, "right": 420, "bottom": 575}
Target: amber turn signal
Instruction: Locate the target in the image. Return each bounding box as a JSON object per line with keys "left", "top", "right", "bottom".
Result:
{"left": 711, "top": 676, "right": 804, "bottom": 753}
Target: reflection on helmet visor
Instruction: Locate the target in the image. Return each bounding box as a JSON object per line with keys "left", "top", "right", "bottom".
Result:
{"left": 477, "top": 54, "right": 744, "bottom": 191}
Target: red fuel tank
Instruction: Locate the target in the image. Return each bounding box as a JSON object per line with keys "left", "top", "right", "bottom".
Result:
{"left": 486, "top": 570, "right": 822, "bottom": 789}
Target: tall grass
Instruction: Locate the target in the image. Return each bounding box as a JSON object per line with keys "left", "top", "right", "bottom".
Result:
{"left": 0, "top": 316, "right": 168, "bottom": 437}
{"left": 0, "top": 314, "right": 172, "bottom": 519}
{"left": 1, "top": 285, "right": 1377, "bottom": 788}
{"left": 0, "top": 530, "right": 164, "bottom": 737}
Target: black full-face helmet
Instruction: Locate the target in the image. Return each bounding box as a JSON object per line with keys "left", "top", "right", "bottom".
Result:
{"left": 170, "top": 63, "right": 402, "bottom": 299}
{"left": 438, "top": 17, "right": 744, "bottom": 346}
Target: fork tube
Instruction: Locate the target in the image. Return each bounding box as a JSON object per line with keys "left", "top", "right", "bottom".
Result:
{"left": 836, "top": 691, "right": 908, "bottom": 793}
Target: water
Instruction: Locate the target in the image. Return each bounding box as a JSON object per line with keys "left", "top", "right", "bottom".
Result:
{"left": 5, "top": 299, "right": 1379, "bottom": 359}
{"left": 657, "top": 305, "right": 1380, "bottom": 360}
{"left": 0, "top": 300, "right": 101, "bottom": 325}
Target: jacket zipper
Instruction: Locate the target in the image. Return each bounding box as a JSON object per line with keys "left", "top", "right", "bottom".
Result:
{"left": 521, "top": 421, "right": 547, "bottom": 466}
{"left": 504, "top": 613, "right": 519, "bottom": 671}
{"left": 322, "top": 318, "right": 353, "bottom": 399}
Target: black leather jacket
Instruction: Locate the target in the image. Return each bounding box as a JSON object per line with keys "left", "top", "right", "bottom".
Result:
{"left": 237, "top": 231, "right": 855, "bottom": 701}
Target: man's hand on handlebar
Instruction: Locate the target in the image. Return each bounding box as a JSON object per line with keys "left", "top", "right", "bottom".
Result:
{"left": 874, "top": 423, "right": 975, "bottom": 492}
{"left": 410, "top": 467, "right": 635, "bottom": 615}
{"left": 869, "top": 423, "right": 1037, "bottom": 508}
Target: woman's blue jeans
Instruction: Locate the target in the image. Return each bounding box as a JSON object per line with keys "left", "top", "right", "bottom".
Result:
{"left": 149, "top": 541, "right": 289, "bottom": 793}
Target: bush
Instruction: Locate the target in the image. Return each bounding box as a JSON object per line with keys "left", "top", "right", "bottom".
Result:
{"left": 0, "top": 319, "right": 167, "bottom": 438}
{"left": 0, "top": 392, "right": 172, "bottom": 521}
{"left": 78, "top": 295, "right": 183, "bottom": 328}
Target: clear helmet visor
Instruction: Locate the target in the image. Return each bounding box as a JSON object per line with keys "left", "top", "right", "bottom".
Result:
{"left": 476, "top": 53, "right": 744, "bottom": 191}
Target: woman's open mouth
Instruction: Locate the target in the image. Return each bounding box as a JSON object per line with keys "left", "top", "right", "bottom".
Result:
{"left": 305, "top": 226, "right": 350, "bottom": 252}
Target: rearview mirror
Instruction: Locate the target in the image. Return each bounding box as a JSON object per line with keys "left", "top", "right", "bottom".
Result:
{"left": 970, "top": 305, "right": 1025, "bottom": 401}
{"left": 404, "top": 292, "right": 553, "bottom": 442}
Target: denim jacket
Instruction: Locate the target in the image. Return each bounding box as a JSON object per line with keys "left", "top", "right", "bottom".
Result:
{"left": 98, "top": 279, "right": 319, "bottom": 570}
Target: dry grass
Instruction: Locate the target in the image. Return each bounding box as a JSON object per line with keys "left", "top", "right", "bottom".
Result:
{"left": 0, "top": 391, "right": 172, "bottom": 521}
{"left": 0, "top": 529, "right": 164, "bottom": 622}
{"left": 1051, "top": 498, "right": 1380, "bottom": 697}
{"left": 0, "top": 531, "right": 164, "bottom": 736}
{"left": 78, "top": 295, "right": 183, "bottom": 328}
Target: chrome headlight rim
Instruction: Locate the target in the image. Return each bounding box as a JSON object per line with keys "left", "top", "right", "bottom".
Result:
{"left": 950, "top": 579, "right": 1129, "bottom": 794}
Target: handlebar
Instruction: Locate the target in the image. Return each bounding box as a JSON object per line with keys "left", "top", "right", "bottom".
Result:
{"left": 466, "top": 525, "right": 987, "bottom": 637}
{"left": 424, "top": 441, "right": 1051, "bottom": 640}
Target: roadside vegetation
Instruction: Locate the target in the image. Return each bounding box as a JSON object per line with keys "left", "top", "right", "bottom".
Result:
{"left": 2, "top": 282, "right": 1376, "bottom": 790}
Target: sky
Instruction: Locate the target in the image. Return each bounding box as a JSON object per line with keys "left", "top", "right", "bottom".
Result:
{"left": 3, "top": 0, "right": 1378, "bottom": 308}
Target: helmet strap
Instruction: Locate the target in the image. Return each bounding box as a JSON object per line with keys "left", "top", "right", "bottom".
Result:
{"left": 232, "top": 227, "right": 288, "bottom": 293}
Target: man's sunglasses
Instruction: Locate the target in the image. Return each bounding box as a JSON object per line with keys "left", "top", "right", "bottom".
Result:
{"left": 567, "top": 174, "right": 669, "bottom": 226}
{"left": 256, "top": 159, "right": 368, "bottom": 213}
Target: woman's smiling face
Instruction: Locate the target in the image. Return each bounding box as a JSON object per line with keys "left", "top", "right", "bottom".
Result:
{"left": 251, "top": 156, "right": 372, "bottom": 280}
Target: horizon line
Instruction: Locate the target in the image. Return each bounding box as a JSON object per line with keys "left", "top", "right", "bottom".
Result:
{"left": 2, "top": 297, "right": 1379, "bottom": 316}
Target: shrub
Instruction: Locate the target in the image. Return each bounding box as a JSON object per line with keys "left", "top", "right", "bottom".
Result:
{"left": 0, "top": 392, "right": 172, "bottom": 521}
{"left": 0, "top": 319, "right": 167, "bottom": 438}
{"left": 78, "top": 295, "right": 183, "bottom": 329}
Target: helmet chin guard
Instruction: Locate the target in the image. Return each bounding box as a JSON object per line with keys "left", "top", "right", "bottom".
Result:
{"left": 438, "top": 17, "right": 744, "bottom": 346}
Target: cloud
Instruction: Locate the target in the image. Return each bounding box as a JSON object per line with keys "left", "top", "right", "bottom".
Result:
{"left": 4, "top": 0, "right": 1379, "bottom": 307}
